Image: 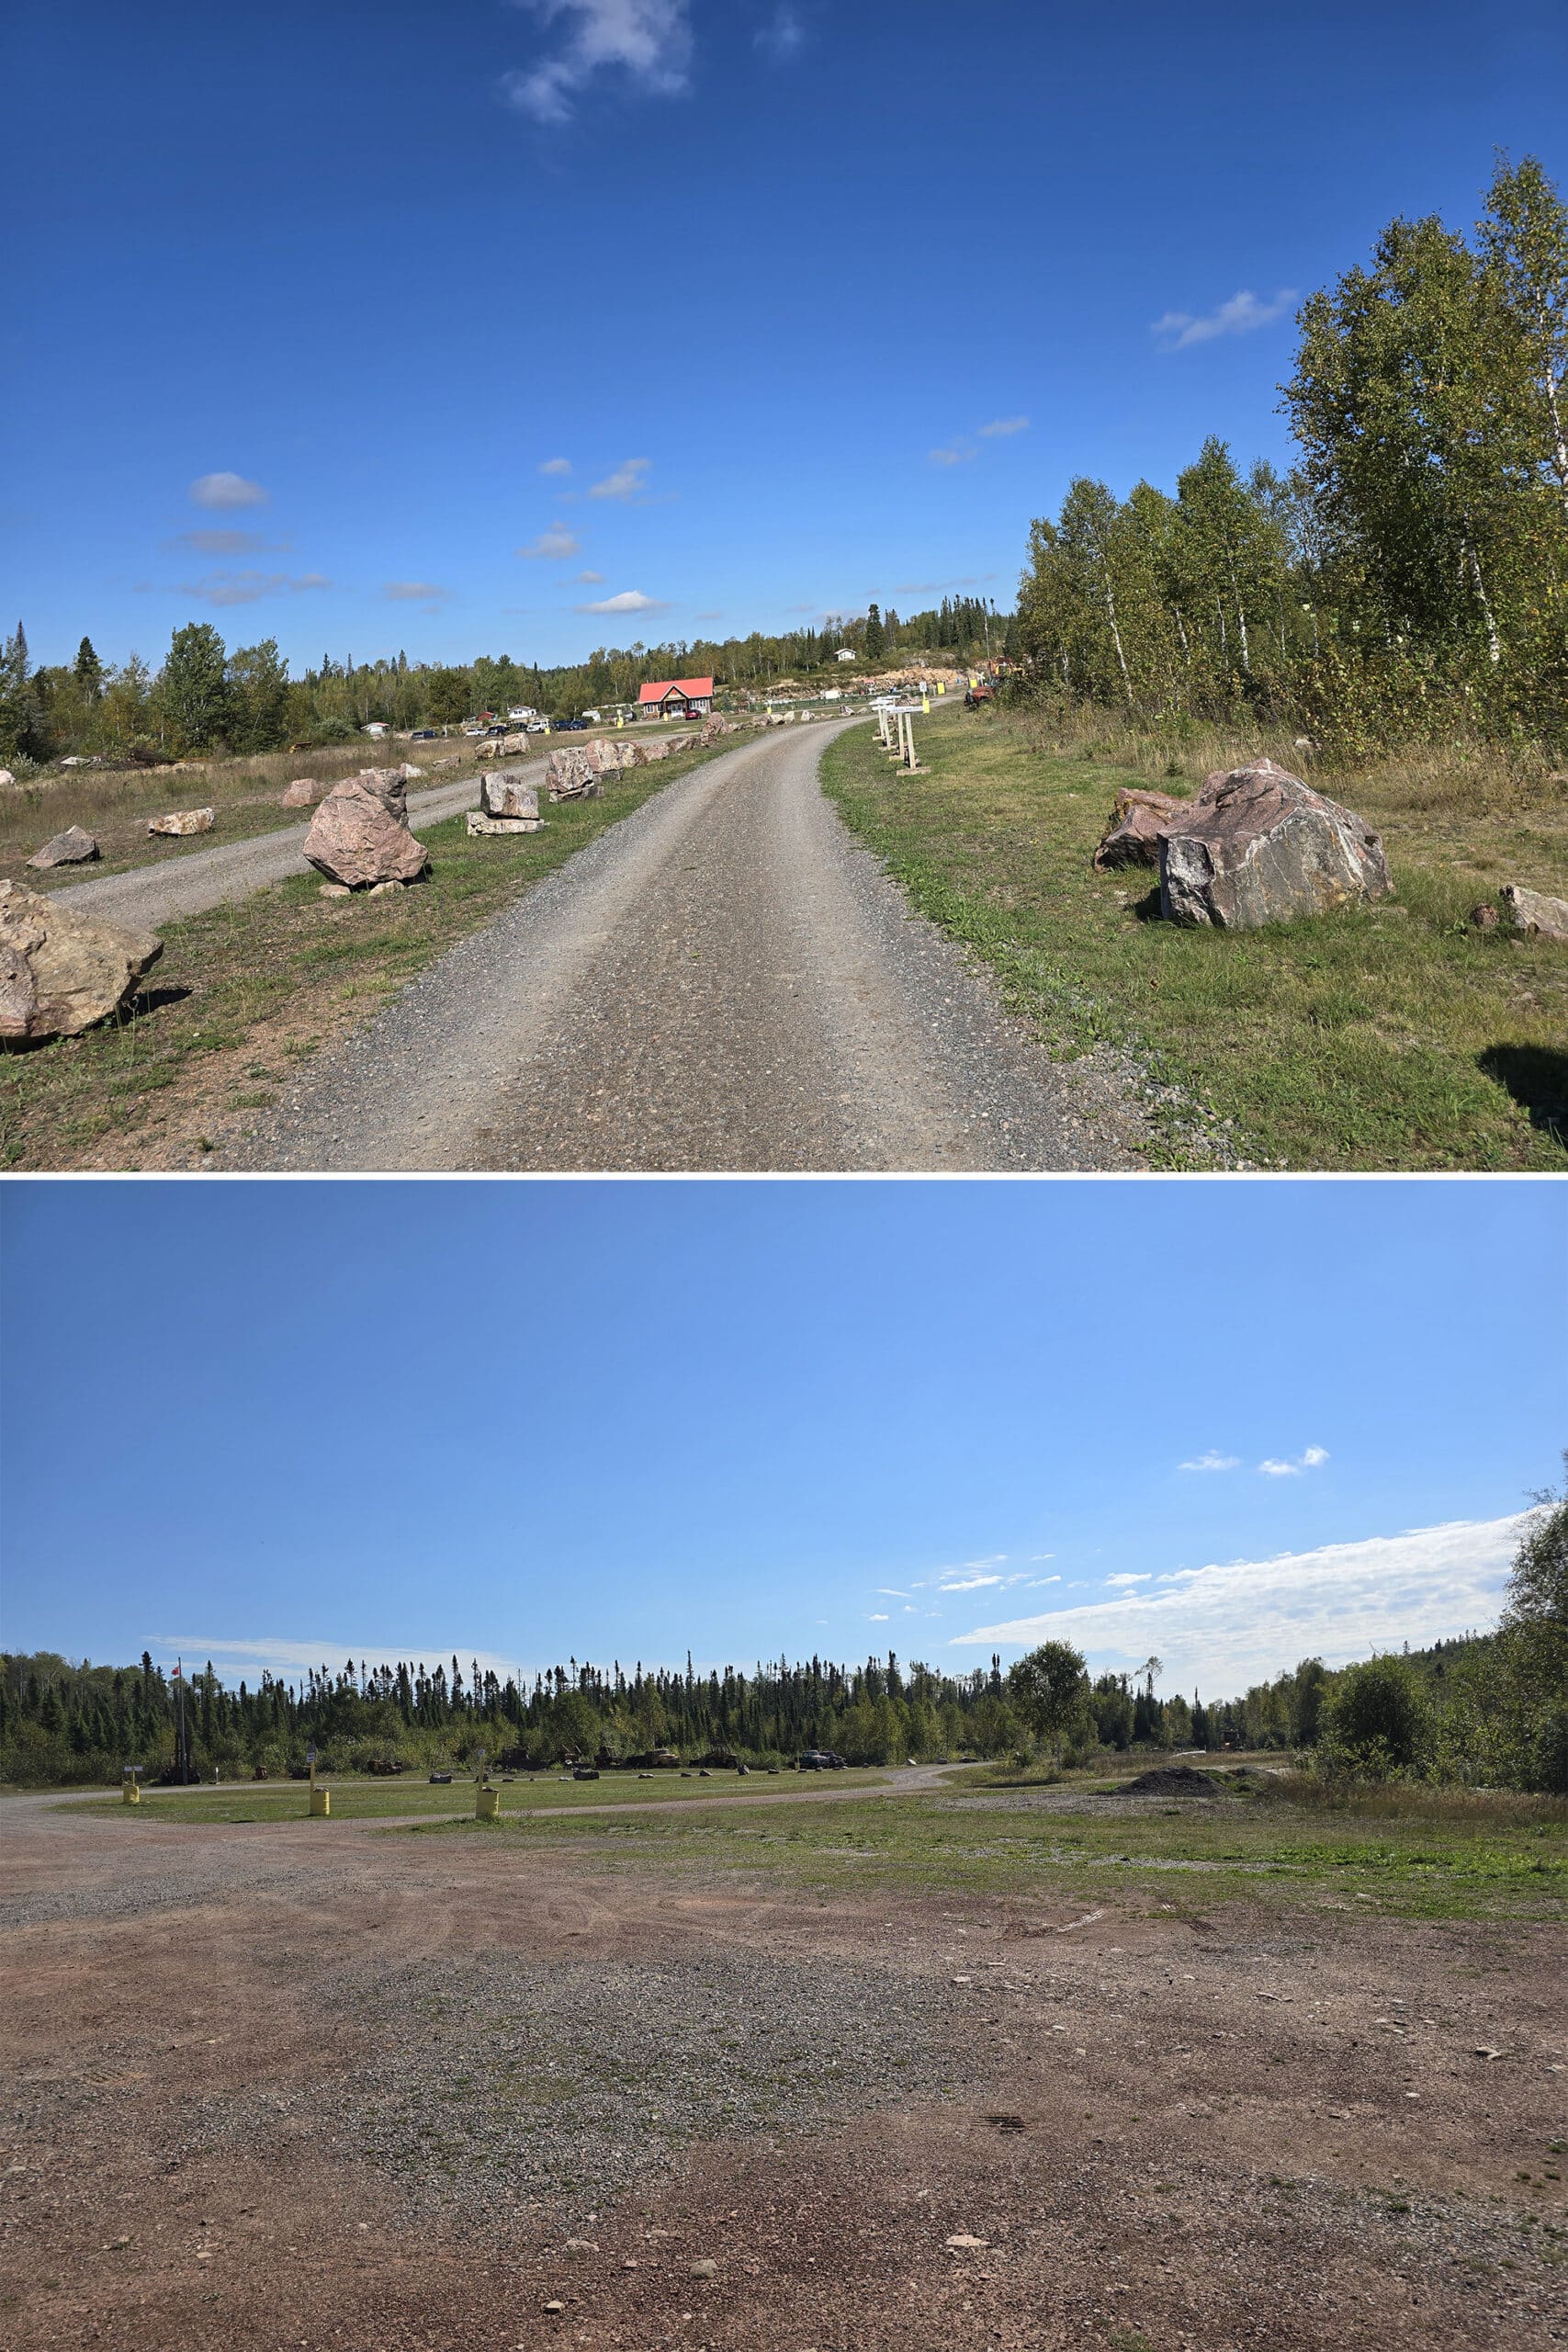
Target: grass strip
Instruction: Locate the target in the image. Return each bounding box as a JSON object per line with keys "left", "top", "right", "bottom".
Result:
{"left": 819, "top": 712, "right": 1568, "bottom": 1170}
{"left": 1, "top": 734, "right": 739, "bottom": 1168}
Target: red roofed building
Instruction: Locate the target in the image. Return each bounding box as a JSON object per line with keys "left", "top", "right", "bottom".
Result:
{"left": 637, "top": 675, "right": 714, "bottom": 719}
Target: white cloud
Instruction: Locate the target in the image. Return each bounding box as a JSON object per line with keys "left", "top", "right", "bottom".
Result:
{"left": 756, "top": 6, "right": 805, "bottom": 57}
{"left": 501, "top": 0, "right": 692, "bottom": 125}
{"left": 875, "top": 1588, "right": 909, "bottom": 1598}
{"left": 384, "top": 581, "right": 449, "bottom": 605}
{"left": 1029, "top": 1553, "right": 1055, "bottom": 1562}
{"left": 950, "top": 1514, "right": 1525, "bottom": 1691}
{"left": 1105, "top": 1573, "right": 1152, "bottom": 1588}
{"left": 539, "top": 456, "right": 573, "bottom": 476}
{"left": 153, "top": 1636, "right": 525, "bottom": 1686}
{"left": 928, "top": 445, "right": 975, "bottom": 467}
{"left": 938, "top": 1572, "right": 1005, "bottom": 1591}
{"left": 1258, "top": 1445, "right": 1330, "bottom": 1478}
{"left": 977, "top": 415, "right": 1030, "bottom": 436}
{"left": 577, "top": 568, "right": 606, "bottom": 582}
{"left": 179, "top": 570, "right": 329, "bottom": 607}
{"left": 1153, "top": 288, "right": 1297, "bottom": 350}
{"left": 189, "top": 471, "right": 268, "bottom": 510}
{"left": 517, "top": 526, "right": 581, "bottom": 560}
{"left": 1026, "top": 1575, "right": 1062, "bottom": 1587}
{"left": 1180, "top": 1450, "right": 1240, "bottom": 1473}
{"left": 589, "top": 457, "right": 651, "bottom": 501}
{"left": 865, "top": 1611, "right": 890, "bottom": 1623}
{"left": 576, "top": 588, "right": 667, "bottom": 613}
{"left": 167, "top": 529, "right": 278, "bottom": 557}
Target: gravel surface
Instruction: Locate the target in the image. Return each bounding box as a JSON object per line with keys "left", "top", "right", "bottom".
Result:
{"left": 49, "top": 770, "right": 495, "bottom": 928}
{"left": 224, "top": 721, "right": 1154, "bottom": 1170}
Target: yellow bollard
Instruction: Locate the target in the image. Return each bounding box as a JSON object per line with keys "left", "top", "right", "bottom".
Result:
{"left": 310, "top": 1787, "right": 331, "bottom": 1817}
{"left": 476, "top": 1786, "right": 501, "bottom": 1821}
{"left": 122, "top": 1779, "right": 141, "bottom": 1805}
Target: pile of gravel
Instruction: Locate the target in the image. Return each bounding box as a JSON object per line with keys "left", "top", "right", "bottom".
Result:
{"left": 291, "top": 1946, "right": 984, "bottom": 2231}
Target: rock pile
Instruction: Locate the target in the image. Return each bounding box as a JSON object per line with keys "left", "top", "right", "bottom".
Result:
{"left": 699, "top": 716, "right": 739, "bottom": 745}
{"left": 0, "top": 877, "right": 163, "bottom": 1041}
{"left": 304, "top": 777, "right": 427, "bottom": 890}
{"left": 477, "top": 731, "right": 529, "bottom": 760}
{"left": 467, "top": 772, "right": 543, "bottom": 837}
{"left": 148, "top": 806, "right": 216, "bottom": 837}
{"left": 1157, "top": 761, "right": 1391, "bottom": 928}
{"left": 27, "top": 825, "right": 100, "bottom": 869}
{"left": 546, "top": 746, "right": 602, "bottom": 802}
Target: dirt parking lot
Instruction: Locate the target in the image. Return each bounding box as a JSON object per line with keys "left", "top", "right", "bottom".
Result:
{"left": 2, "top": 1787, "right": 1563, "bottom": 2351}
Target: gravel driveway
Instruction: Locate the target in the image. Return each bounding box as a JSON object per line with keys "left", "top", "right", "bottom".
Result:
{"left": 225, "top": 722, "right": 1149, "bottom": 1170}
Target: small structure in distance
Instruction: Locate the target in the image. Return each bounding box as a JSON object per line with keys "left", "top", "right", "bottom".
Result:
{"left": 637, "top": 674, "right": 715, "bottom": 721}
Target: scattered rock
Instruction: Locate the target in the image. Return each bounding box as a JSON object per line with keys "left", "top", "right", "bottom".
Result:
{"left": 479, "top": 773, "right": 541, "bottom": 823}
{"left": 1472, "top": 2046, "right": 1506, "bottom": 2061}
{"left": 27, "top": 825, "right": 100, "bottom": 869}
{"left": 1500, "top": 883, "right": 1568, "bottom": 943}
{"left": 467, "top": 810, "right": 543, "bottom": 837}
{"left": 688, "top": 2258, "right": 718, "bottom": 2278}
{"left": 1158, "top": 761, "right": 1392, "bottom": 928}
{"left": 304, "top": 781, "right": 427, "bottom": 889}
{"left": 0, "top": 876, "right": 163, "bottom": 1041}
{"left": 1469, "top": 902, "right": 1499, "bottom": 931}
{"left": 564, "top": 2237, "right": 599, "bottom": 2255}
{"left": 399, "top": 763, "right": 425, "bottom": 780}
{"left": 1093, "top": 786, "right": 1187, "bottom": 872}
{"left": 542, "top": 2300, "right": 565, "bottom": 2313}
{"left": 367, "top": 879, "right": 408, "bottom": 897}
{"left": 945, "top": 2234, "right": 987, "bottom": 2252}
{"left": 148, "top": 806, "right": 216, "bottom": 837}
{"left": 319, "top": 882, "right": 352, "bottom": 899}
{"left": 547, "top": 748, "right": 601, "bottom": 802}
{"left": 281, "top": 777, "right": 324, "bottom": 808}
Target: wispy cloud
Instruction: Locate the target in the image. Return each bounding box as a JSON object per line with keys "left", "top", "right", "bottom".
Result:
{"left": 166, "top": 528, "right": 280, "bottom": 557}
{"left": 1153, "top": 288, "right": 1297, "bottom": 350}
{"left": 1258, "top": 1445, "right": 1329, "bottom": 1478}
{"left": 189, "top": 471, "right": 268, "bottom": 511}
{"left": 179, "top": 570, "right": 329, "bottom": 608}
{"left": 577, "top": 568, "right": 606, "bottom": 583}
{"left": 756, "top": 6, "right": 806, "bottom": 58}
{"left": 576, "top": 588, "right": 667, "bottom": 614}
{"left": 1180, "top": 1449, "right": 1240, "bottom": 1473}
{"left": 928, "top": 444, "right": 976, "bottom": 468}
{"left": 589, "top": 457, "right": 651, "bottom": 502}
{"left": 501, "top": 0, "right": 692, "bottom": 126}
{"left": 517, "top": 525, "right": 582, "bottom": 560}
{"left": 951, "top": 1514, "right": 1525, "bottom": 1690}
{"left": 539, "top": 456, "right": 573, "bottom": 476}
{"left": 875, "top": 1588, "right": 909, "bottom": 1599}
{"left": 384, "top": 581, "right": 450, "bottom": 605}
{"left": 1106, "top": 1573, "right": 1152, "bottom": 1589}
{"left": 977, "top": 415, "right": 1029, "bottom": 437}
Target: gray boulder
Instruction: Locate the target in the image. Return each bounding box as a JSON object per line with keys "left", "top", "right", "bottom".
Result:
{"left": 547, "top": 748, "right": 601, "bottom": 802}
{"left": 28, "top": 826, "right": 101, "bottom": 869}
{"left": 479, "top": 772, "right": 540, "bottom": 822}
{"left": 1157, "top": 760, "right": 1392, "bottom": 929}
{"left": 1500, "top": 884, "right": 1568, "bottom": 943}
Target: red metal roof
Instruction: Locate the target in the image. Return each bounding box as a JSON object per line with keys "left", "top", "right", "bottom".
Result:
{"left": 637, "top": 676, "right": 715, "bottom": 705}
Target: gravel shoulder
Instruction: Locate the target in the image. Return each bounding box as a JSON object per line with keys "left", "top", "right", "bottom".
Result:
{"left": 226, "top": 722, "right": 1154, "bottom": 1170}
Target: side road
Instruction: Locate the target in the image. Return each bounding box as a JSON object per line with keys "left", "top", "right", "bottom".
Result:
{"left": 227, "top": 720, "right": 1153, "bottom": 1170}
{"left": 50, "top": 769, "right": 502, "bottom": 927}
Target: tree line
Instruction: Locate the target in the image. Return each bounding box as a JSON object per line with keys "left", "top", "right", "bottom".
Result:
{"left": 1013, "top": 155, "right": 1567, "bottom": 756}
{"left": 0, "top": 601, "right": 1007, "bottom": 773}
{"left": 4, "top": 1467, "right": 1559, "bottom": 1790}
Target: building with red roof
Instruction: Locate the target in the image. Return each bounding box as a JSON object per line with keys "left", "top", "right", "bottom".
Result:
{"left": 637, "top": 676, "right": 714, "bottom": 719}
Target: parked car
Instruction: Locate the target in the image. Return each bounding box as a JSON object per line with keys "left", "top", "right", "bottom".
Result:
{"left": 551, "top": 718, "right": 587, "bottom": 732}
{"left": 410, "top": 728, "right": 437, "bottom": 741}
{"left": 798, "top": 1748, "right": 846, "bottom": 1770}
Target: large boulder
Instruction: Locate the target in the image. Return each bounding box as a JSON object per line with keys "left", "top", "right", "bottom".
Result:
{"left": 582, "top": 737, "right": 634, "bottom": 777}
{"left": 148, "top": 806, "right": 215, "bottom": 837}
{"left": 1157, "top": 761, "right": 1392, "bottom": 929}
{"left": 547, "top": 748, "right": 601, "bottom": 802}
{"left": 353, "top": 767, "right": 408, "bottom": 824}
{"left": 303, "top": 780, "right": 426, "bottom": 888}
{"left": 27, "top": 825, "right": 101, "bottom": 869}
{"left": 479, "top": 772, "right": 540, "bottom": 822}
{"left": 1500, "top": 884, "right": 1568, "bottom": 942}
{"left": 0, "top": 877, "right": 163, "bottom": 1041}
{"left": 281, "top": 777, "right": 324, "bottom": 808}
{"left": 1092, "top": 787, "right": 1187, "bottom": 873}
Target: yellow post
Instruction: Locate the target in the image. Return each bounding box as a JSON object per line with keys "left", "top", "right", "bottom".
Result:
{"left": 921, "top": 695, "right": 931, "bottom": 714}
{"left": 476, "top": 1786, "right": 501, "bottom": 1821}
{"left": 310, "top": 1787, "right": 331, "bottom": 1817}
{"left": 122, "top": 1779, "right": 140, "bottom": 1805}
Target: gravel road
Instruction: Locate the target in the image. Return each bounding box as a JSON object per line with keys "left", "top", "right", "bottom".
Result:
{"left": 49, "top": 770, "right": 493, "bottom": 928}
{"left": 227, "top": 720, "right": 1149, "bottom": 1170}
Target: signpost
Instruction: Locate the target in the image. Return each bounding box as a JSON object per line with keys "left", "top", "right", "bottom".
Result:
{"left": 474, "top": 1747, "right": 500, "bottom": 1819}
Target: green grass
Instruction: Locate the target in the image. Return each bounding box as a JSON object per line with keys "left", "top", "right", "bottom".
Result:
{"left": 76, "top": 1765, "right": 894, "bottom": 1823}
{"left": 819, "top": 711, "right": 1568, "bottom": 1170}
{"left": 423, "top": 1781, "right": 1568, "bottom": 1922}
{"left": 0, "top": 730, "right": 741, "bottom": 1169}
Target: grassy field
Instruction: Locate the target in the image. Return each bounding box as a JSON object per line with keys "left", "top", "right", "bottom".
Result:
{"left": 819, "top": 707, "right": 1568, "bottom": 1170}
{"left": 73, "top": 1765, "right": 895, "bottom": 1822}
{"left": 435, "top": 1770, "right": 1568, "bottom": 1924}
{"left": 0, "top": 729, "right": 739, "bottom": 1169}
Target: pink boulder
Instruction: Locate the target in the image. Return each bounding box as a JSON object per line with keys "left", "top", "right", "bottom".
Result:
{"left": 303, "top": 780, "right": 426, "bottom": 889}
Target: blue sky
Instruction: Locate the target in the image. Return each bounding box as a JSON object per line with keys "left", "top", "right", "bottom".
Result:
{"left": 2, "top": 1179, "right": 1561, "bottom": 1695}
{"left": 8, "top": 0, "right": 1565, "bottom": 672}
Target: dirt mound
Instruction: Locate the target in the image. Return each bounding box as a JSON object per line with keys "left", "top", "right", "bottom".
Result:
{"left": 1115, "top": 1766, "right": 1220, "bottom": 1798}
